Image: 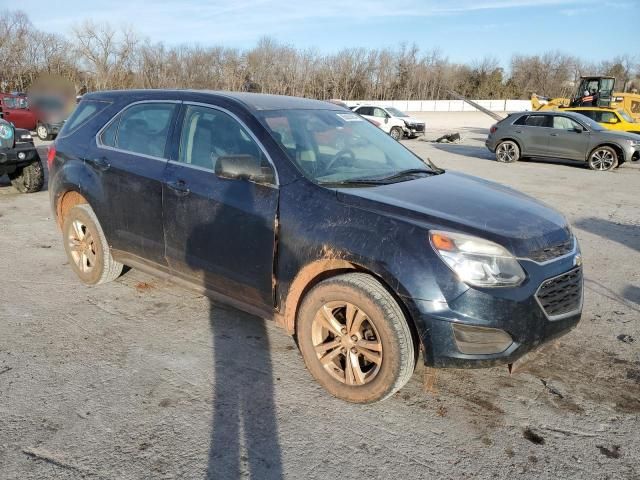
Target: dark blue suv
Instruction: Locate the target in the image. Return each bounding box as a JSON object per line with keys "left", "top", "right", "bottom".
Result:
{"left": 49, "top": 90, "right": 583, "bottom": 403}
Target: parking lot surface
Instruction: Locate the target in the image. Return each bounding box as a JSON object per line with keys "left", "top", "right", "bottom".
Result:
{"left": 1, "top": 114, "right": 639, "bottom": 479}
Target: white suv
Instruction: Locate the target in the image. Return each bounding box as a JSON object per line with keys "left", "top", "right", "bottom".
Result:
{"left": 352, "top": 105, "right": 425, "bottom": 140}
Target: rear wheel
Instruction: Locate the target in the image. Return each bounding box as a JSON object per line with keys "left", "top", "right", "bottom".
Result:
{"left": 8, "top": 160, "right": 44, "bottom": 193}
{"left": 62, "top": 204, "right": 123, "bottom": 285}
{"left": 588, "top": 146, "right": 618, "bottom": 171}
{"left": 495, "top": 140, "right": 520, "bottom": 163}
{"left": 36, "top": 124, "right": 50, "bottom": 141}
{"left": 390, "top": 127, "right": 403, "bottom": 141}
{"left": 297, "top": 273, "right": 415, "bottom": 403}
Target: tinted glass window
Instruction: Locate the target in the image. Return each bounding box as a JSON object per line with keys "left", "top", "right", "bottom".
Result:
{"left": 356, "top": 106, "right": 372, "bottom": 116}
{"left": 552, "top": 116, "right": 581, "bottom": 130}
{"left": 259, "top": 109, "right": 435, "bottom": 184}
{"left": 178, "top": 105, "right": 266, "bottom": 173}
{"left": 100, "top": 118, "right": 119, "bottom": 147}
{"left": 104, "top": 103, "right": 176, "bottom": 158}
{"left": 373, "top": 108, "right": 387, "bottom": 118}
{"left": 524, "top": 115, "right": 549, "bottom": 127}
{"left": 60, "top": 100, "right": 110, "bottom": 137}
{"left": 576, "top": 110, "right": 595, "bottom": 120}
{"left": 597, "top": 111, "right": 617, "bottom": 123}
{"left": 513, "top": 115, "right": 528, "bottom": 125}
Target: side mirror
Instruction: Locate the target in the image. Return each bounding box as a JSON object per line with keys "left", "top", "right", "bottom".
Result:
{"left": 384, "top": 117, "right": 389, "bottom": 124}
{"left": 573, "top": 125, "right": 583, "bottom": 133}
{"left": 215, "top": 154, "right": 275, "bottom": 185}
{"left": 608, "top": 117, "right": 618, "bottom": 124}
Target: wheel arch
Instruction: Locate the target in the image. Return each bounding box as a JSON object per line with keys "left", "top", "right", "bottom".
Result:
{"left": 56, "top": 190, "right": 89, "bottom": 228}
{"left": 497, "top": 137, "right": 523, "bottom": 153}
{"left": 589, "top": 143, "right": 624, "bottom": 163}
{"left": 278, "top": 259, "right": 421, "bottom": 359}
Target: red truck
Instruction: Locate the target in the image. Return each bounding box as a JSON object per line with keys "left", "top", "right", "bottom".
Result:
{"left": 0, "top": 93, "right": 66, "bottom": 140}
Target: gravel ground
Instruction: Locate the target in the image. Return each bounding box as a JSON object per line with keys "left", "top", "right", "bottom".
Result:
{"left": 1, "top": 115, "right": 639, "bottom": 479}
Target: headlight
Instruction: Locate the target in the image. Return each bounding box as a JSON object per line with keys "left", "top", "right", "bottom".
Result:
{"left": 628, "top": 139, "right": 640, "bottom": 146}
{"left": 429, "top": 230, "right": 525, "bottom": 287}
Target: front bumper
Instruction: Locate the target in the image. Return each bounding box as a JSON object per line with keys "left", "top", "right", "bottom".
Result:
{"left": 0, "top": 143, "right": 40, "bottom": 173}
{"left": 405, "top": 248, "right": 583, "bottom": 368}
{"left": 404, "top": 123, "right": 426, "bottom": 136}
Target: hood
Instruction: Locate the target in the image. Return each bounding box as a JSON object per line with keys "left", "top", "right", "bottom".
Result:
{"left": 336, "top": 171, "right": 571, "bottom": 257}
{"left": 602, "top": 130, "right": 640, "bottom": 141}
{"left": 403, "top": 116, "right": 424, "bottom": 125}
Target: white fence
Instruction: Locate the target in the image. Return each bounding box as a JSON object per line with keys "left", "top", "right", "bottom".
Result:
{"left": 345, "top": 99, "right": 532, "bottom": 113}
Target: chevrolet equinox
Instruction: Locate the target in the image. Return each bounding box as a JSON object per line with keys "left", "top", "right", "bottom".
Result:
{"left": 49, "top": 90, "right": 583, "bottom": 403}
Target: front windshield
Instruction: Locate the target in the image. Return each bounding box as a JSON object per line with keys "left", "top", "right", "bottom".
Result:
{"left": 259, "top": 109, "right": 434, "bottom": 185}
{"left": 571, "top": 112, "right": 605, "bottom": 131}
{"left": 618, "top": 109, "right": 635, "bottom": 123}
{"left": 385, "top": 107, "right": 409, "bottom": 118}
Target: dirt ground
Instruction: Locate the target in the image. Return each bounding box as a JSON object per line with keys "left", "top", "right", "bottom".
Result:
{"left": 1, "top": 113, "right": 639, "bottom": 479}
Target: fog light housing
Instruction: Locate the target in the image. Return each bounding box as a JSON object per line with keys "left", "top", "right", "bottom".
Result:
{"left": 18, "top": 152, "right": 26, "bottom": 160}
{"left": 452, "top": 323, "right": 512, "bottom": 354}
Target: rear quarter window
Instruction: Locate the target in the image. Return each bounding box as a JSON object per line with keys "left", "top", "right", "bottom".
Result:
{"left": 59, "top": 100, "right": 111, "bottom": 138}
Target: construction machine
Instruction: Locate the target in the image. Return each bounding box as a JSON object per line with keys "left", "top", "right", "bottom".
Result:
{"left": 531, "top": 76, "right": 640, "bottom": 121}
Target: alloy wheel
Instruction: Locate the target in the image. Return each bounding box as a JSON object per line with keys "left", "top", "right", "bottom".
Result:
{"left": 496, "top": 142, "right": 517, "bottom": 162}
{"left": 311, "top": 301, "right": 383, "bottom": 385}
{"left": 67, "top": 220, "right": 97, "bottom": 273}
{"left": 590, "top": 149, "right": 615, "bottom": 170}
{"left": 37, "top": 125, "right": 48, "bottom": 139}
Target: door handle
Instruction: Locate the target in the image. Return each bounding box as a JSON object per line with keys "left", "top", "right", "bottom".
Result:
{"left": 167, "top": 179, "right": 190, "bottom": 196}
{"left": 86, "top": 156, "right": 111, "bottom": 172}
{"left": 514, "top": 129, "right": 521, "bottom": 133}
{"left": 550, "top": 133, "right": 558, "bottom": 136}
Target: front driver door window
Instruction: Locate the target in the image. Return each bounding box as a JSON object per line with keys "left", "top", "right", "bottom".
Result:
{"left": 548, "top": 116, "right": 588, "bottom": 160}
{"left": 163, "top": 104, "right": 279, "bottom": 308}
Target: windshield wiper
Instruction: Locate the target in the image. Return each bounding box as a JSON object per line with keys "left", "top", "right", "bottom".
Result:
{"left": 375, "top": 168, "right": 437, "bottom": 181}
{"left": 319, "top": 178, "right": 391, "bottom": 186}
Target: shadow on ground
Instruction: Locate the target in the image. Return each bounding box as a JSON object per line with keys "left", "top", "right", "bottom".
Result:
{"left": 573, "top": 217, "right": 640, "bottom": 253}
{"left": 206, "top": 305, "right": 284, "bottom": 479}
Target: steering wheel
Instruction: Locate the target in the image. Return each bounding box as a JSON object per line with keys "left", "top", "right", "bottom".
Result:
{"left": 324, "top": 149, "right": 356, "bottom": 173}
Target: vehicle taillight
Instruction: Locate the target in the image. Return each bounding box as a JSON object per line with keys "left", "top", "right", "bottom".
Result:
{"left": 489, "top": 125, "right": 498, "bottom": 134}
{"left": 47, "top": 144, "right": 56, "bottom": 169}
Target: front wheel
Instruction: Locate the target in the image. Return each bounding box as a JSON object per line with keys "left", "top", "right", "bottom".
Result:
{"left": 297, "top": 273, "right": 415, "bottom": 403}
{"left": 62, "top": 204, "right": 123, "bottom": 285}
{"left": 588, "top": 146, "right": 618, "bottom": 171}
{"left": 8, "top": 160, "right": 44, "bottom": 193}
{"left": 390, "top": 127, "right": 403, "bottom": 141}
{"left": 36, "top": 124, "right": 50, "bottom": 141}
{"left": 495, "top": 140, "right": 520, "bottom": 163}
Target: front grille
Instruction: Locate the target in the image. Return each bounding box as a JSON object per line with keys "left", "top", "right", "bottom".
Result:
{"left": 411, "top": 123, "right": 425, "bottom": 132}
{"left": 536, "top": 267, "right": 583, "bottom": 318}
{"left": 529, "top": 238, "right": 574, "bottom": 263}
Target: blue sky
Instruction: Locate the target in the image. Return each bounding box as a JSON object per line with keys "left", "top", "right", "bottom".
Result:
{"left": 16, "top": 0, "right": 639, "bottom": 65}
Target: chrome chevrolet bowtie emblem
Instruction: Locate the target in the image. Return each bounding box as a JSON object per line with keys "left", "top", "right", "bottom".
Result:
{"left": 574, "top": 254, "right": 583, "bottom": 267}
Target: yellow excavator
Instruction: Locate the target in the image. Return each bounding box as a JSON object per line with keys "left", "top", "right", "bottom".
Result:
{"left": 531, "top": 76, "right": 640, "bottom": 121}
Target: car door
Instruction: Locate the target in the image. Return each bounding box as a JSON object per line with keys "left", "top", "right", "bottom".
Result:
{"left": 162, "top": 103, "right": 279, "bottom": 309}
{"left": 547, "top": 115, "right": 590, "bottom": 160}
{"left": 513, "top": 114, "right": 550, "bottom": 156}
{"left": 90, "top": 101, "right": 178, "bottom": 265}
{"left": 2, "top": 96, "right": 34, "bottom": 130}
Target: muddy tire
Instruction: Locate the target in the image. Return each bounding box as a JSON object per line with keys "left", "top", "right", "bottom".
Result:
{"left": 495, "top": 140, "right": 520, "bottom": 163}
{"left": 390, "top": 127, "right": 403, "bottom": 141}
{"left": 297, "top": 272, "right": 415, "bottom": 403}
{"left": 62, "top": 204, "right": 123, "bottom": 285}
{"left": 588, "top": 146, "right": 618, "bottom": 171}
{"left": 8, "top": 160, "right": 44, "bottom": 193}
{"left": 36, "top": 123, "right": 51, "bottom": 141}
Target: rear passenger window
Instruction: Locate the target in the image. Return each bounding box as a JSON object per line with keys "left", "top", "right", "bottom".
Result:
{"left": 178, "top": 105, "right": 266, "bottom": 172}
{"left": 99, "top": 103, "right": 176, "bottom": 158}
{"left": 60, "top": 100, "right": 110, "bottom": 137}
{"left": 524, "top": 115, "right": 549, "bottom": 127}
